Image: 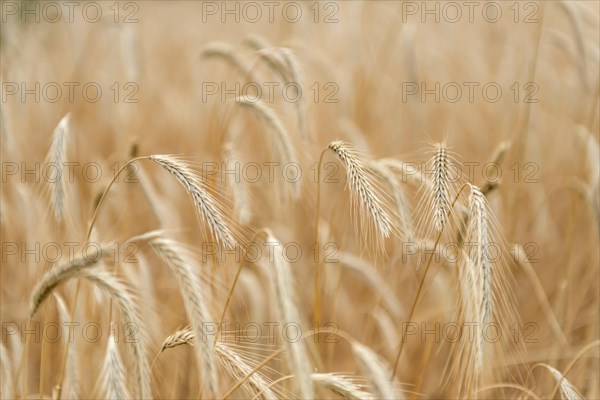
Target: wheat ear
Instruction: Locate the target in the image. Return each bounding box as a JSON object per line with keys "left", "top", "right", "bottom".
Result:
{"left": 328, "top": 141, "right": 396, "bottom": 242}
{"left": 160, "top": 327, "right": 278, "bottom": 399}
{"left": 431, "top": 143, "right": 453, "bottom": 232}
{"left": 542, "top": 364, "right": 582, "bottom": 400}
{"left": 264, "top": 231, "right": 313, "bottom": 399}
{"left": 31, "top": 263, "right": 151, "bottom": 399}
{"left": 454, "top": 252, "right": 485, "bottom": 397}
{"left": 29, "top": 249, "right": 106, "bottom": 317}
{"left": 352, "top": 342, "right": 397, "bottom": 399}
{"left": 44, "top": 113, "right": 71, "bottom": 221}
{"left": 242, "top": 34, "right": 272, "bottom": 51}
{"left": 371, "top": 159, "right": 414, "bottom": 240}
{"left": 149, "top": 155, "right": 238, "bottom": 248}
{"left": 161, "top": 326, "right": 195, "bottom": 351}
{"left": 311, "top": 373, "right": 375, "bottom": 400}
{"left": 201, "top": 41, "right": 258, "bottom": 83}
{"left": 259, "top": 47, "right": 309, "bottom": 139}
{"left": 235, "top": 97, "right": 300, "bottom": 197}
{"left": 98, "top": 334, "right": 130, "bottom": 399}
{"left": 216, "top": 343, "right": 278, "bottom": 400}
{"left": 141, "top": 233, "right": 219, "bottom": 398}
{"left": 83, "top": 268, "right": 152, "bottom": 399}
{"left": 466, "top": 184, "right": 492, "bottom": 322}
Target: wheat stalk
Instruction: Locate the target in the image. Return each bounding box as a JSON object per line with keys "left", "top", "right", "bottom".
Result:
{"left": 149, "top": 155, "right": 238, "bottom": 248}
{"left": 53, "top": 294, "right": 79, "bottom": 399}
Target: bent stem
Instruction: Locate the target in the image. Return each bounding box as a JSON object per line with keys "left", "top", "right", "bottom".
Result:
{"left": 314, "top": 149, "right": 327, "bottom": 327}
{"left": 391, "top": 183, "right": 469, "bottom": 379}
{"left": 54, "top": 156, "right": 147, "bottom": 399}
{"left": 215, "top": 229, "right": 267, "bottom": 346}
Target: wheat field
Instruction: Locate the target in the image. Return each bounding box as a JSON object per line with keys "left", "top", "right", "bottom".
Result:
{"left": 1, "top": 1, "right": 599, "bottom": 399}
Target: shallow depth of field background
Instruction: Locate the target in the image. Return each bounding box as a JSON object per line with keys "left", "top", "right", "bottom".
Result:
{"left": 1, "top": 1, "right": 599, "bottom": 399}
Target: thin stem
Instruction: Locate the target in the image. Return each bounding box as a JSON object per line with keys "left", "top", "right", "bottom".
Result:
{"left": 38, "top": 300, "right": 52, "bottom": 398}
{"left": 314, "top": 149, "right": 327, "bottom": 327}
{"left": 221, "top": 348, "right": 285, "bottom": 400}
{"left": 220, "top": 327, "right": 351, "bottom": 400}
{"left": 390, "top": 183, "right": 469, "bottom": 379}
{"left": 250, "top": 375, "right": 294, "bottom": 400}
{"left": 85, "top": 157, "right": 148, "bottom": 242}
{"left": 215, "top": 229, "right": 266, "bottom": 346}
{"left": 150, "top": 350, "right": 162, "bottom": 374}
{"left": 214, "top": 260, "right": 244, "bottom": 346}
{"left": 22, "top": 317, "right": 31, "bottom": 398}
{"left": 390, "top": 227, "right": 443, "bottom": 379}
{"left": 510, "top": 3, "right": 545, "bottom": 238}
{"left": 54, "top": 156, "right": 147, "bottom": 399}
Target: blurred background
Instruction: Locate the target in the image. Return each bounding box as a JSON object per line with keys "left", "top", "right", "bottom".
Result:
{"left": 1, "top": 1, "right": 599, "bottom": 399}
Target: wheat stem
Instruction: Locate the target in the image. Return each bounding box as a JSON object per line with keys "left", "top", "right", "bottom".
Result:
{"left": 391, "top": 183, "right": 469, "bottom": 379}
